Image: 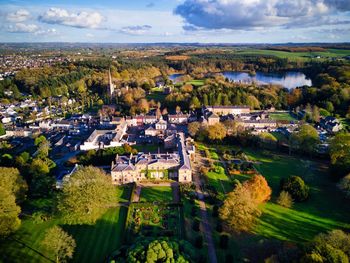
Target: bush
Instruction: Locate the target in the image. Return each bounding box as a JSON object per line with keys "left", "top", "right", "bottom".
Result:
{"left": 277, "top": 191, "right": 294, "bottom": 208}
{"left": 220, "top": 234, "right": 229, "bottom": 249}
{"left": 192, "top": 219, "right": 200, "bottom": 232}
{"left": 195, "top": 236, "right": 203, "bottom": 249}
{"left": 338, "top": 174, "right": 350, "bottom": 198}
{"left": 281, "top": 176, "right": 309, "bottom": 202}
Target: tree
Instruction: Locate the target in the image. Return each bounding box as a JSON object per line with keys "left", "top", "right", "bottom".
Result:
{"left": 0, "top": 123, "right": 5, "bottom": 136}
{"left": 0, "top": 187, "right": 21, "bottom": 236}
{"left": 207, "top": 123, "right": 227, "bottom": 141}
{"left": 276, "top": 191, "right": 293, "bottom": 208}
{"left": 291, "top": 124, "right": 320, "bottom": 155}
{"left": 219, "top": 184, "right": 261, "bottom": 232}
{"left": 223, "top": 119, "right": 238, "bottom": 136}
{"left": 125, "top": 238, "right": 193, "bottom": 263}
{"left": 42, "top": 226, "right": 76, "bottom": 263}
{"left": 0, "top": 167, "right": 27, "bottom": 203}
{"left": 281, "top": 176, "right": 309, "bottom": 202}
{"left": 243, "top": 174, "right": 272, "bottom": 204}
{"left": 58, "top": 166, "right": 115, "bottom": 224}
{"left": 189, "top": 96, "right": 201, "bottom": 109}
{"left": 34, "top": 135, "right": 47, "bottom": 146}
{"left": 188, "top": 122, "right": 201, "bottom": 137}
{"left": 338, "top": 174, "right": 350, "bottom": 198}
{"left": 302, "top": 230, "right": 350, "bottom": 263}
{"left": 330, "top": 133, "right": 350, "bottom": 177}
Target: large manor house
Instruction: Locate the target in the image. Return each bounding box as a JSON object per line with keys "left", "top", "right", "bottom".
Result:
{"left": 111, "top": 132, "right": 194, "bottom": 184}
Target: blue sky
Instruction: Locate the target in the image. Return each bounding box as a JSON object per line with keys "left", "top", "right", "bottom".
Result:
{"left": 0, "top": 0, "right": 350, "bottom": 43}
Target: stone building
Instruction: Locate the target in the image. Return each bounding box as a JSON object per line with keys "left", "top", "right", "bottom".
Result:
{"left": 111, "top": 132, "right": 192, "bottom": 184}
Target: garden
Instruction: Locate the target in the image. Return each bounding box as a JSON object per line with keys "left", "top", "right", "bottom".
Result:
{"left": 125, "top": 203, "right": 183, "bottom": 242}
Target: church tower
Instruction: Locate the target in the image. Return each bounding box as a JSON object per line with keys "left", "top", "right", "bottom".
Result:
{"left": 108, "top": 68, "right": 115, "bottom": 97}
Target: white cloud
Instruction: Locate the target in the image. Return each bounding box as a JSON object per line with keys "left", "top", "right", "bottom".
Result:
{"left": 120, "top": 25, "right": 152, "bottom": 35}
{"left": 39, "top": 8, "right": 104, "bottom": 29}
{"left": 175, "top": 0, "right": 350, "bottom": 30}
{"left": 34, "top": 28, "right": 58, "bottom": 36}
{"left": 6, "top": 9, "right": 30, "bottom": 22}
{"left": 7, "top": 23, "right": 39, "bottom": 33}
{"left": 86, "top": 33, "right": 94, "bottom": 38}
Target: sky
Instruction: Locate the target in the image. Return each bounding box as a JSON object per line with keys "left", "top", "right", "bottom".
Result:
{"left": 0, "top": 0, "right": 350, "bottom": 43}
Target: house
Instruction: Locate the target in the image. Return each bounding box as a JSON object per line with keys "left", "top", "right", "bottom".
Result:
{"left": 320, "top": 116, "right": 342, "bottom": 133}
{"left": 168, "top": 114, "right": 189, "bottom": 124}
{"left": 206, "top": 112, "right": 220, "bottom": 125}
{"left": 203, "top": 105, "right": 250, "bottom": 116}
{"left": 145, "top": 117, "right": 167, "bottom": 137}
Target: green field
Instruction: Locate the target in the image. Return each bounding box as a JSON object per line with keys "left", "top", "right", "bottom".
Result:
{"left": 206, "top": 164, "right": 232, "bottom": 196}
{"left": 269, "top": 112, "right": 297, "bottom": 121}
{"left": 146, "top": 90, "right": 166, "bottom": 103}
{"left": 1, "top": 207, "right": 127, "bottom": 263}
{"left": 234, "top": 48, "right": 350, "bottom": 61}
{"left": 1, "top": 186, "right": 131, "bottom": 263}
{"left": 241, "top": 149, "right": 350, "bottom": 243}
{"left": 140, "top": 186, "right": 173, "bottom": 202}
{"left": 175, "top": 79, "right": 205, "bottom": 87}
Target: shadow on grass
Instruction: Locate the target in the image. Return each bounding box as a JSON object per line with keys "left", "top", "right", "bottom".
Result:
{"left": 61, "top": 207, "right": 127, "bottom": 263}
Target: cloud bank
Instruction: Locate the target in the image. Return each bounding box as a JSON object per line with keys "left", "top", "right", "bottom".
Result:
{"left": 175, "top": 0, "right": 350, "bottom": 30}
{"left": 120, "top": 25, "right": 152, "bottom": 35}
{"left": 39, "top": 8, "right": 104, "bottom": 29}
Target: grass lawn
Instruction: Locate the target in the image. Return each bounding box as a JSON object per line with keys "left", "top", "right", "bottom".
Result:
{"left": 116, "top": 184, "right": 133, "bottom": 202}
{"left": 269, "top": 112, "right": 297, "bottom": 121}
{"left": 206, "top": 163, "right": 233, "bottom": 196}
{"left": 175, "top": 79, "right": 205, "bottom": 87}
{"left": 239, "top": 148, "right": 350, "bottom": 243}
{"left": 133, "top": 144, "right": 161, "bottom": 153}
{"left": 146, "top": 91, "right": 166, "bottom": 103}
{"left": 1, "top": 207, "right": 128, "bottom": 263}
{"left": 140, "top": 186, "right": 173, "bottom": 202}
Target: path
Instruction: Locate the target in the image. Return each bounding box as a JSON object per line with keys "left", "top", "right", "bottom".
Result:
{"left": 193, "top": 172, "right": 218, "bottom": 263}
{"left": 193, "top": 154, "right": 218, "bottom": 263}
{"left": 132, "top": 184, "right": 142, "bottom": 202}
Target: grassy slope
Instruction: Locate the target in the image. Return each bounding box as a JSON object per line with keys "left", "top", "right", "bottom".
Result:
{"left": 1, "top": 186, "right": 131, "bottom": 263}
{"left": 140, "top": 186, "right": 173, "bottom": 202}
{"left": 242, "top": 149, "right": 350, "bottom": 242}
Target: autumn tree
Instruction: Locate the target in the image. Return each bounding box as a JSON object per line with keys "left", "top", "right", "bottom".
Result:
{"left": 188, "top": 122, "right": 201, "bottom": 138}
{"left": 0, "top": 187, "right": 21, "bottom": 237}
{"left": 58, "top": 166, "right": 115, "bottom": 224}
{"left": 243, "top": 174, "right": 272, "bottom": 204}
{"left": 219, "top": 184, "right": 261, "bottom": 232}
{"left": 207, "top": 123, "right": 227, "bottom": 141}
{"left": 277, "top": 191, "right": 293, "bottom": 208}
{"left": 42, "top": 226, "right": 76, "bottom": 263}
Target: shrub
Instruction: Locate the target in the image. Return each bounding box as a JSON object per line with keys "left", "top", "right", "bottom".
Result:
{"left": 220, "top": 234, "right": 229, "bottom": 249}
{"left": 338, "top": 174, "right": 350, "bottom": 198}
{"left": 281, "top": 176, "right": 309, "bottom": 202}
{"left": 277, "top": 191, "right": 294, "bottom": 208}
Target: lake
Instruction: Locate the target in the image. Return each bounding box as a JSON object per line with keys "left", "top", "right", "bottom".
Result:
{"left": 169, "top": 71, "right": 312, "bottom": 89}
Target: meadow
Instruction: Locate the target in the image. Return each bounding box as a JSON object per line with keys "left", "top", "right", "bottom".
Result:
{"left": 0, "top": 186, "right": 131, "bottom": 263}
